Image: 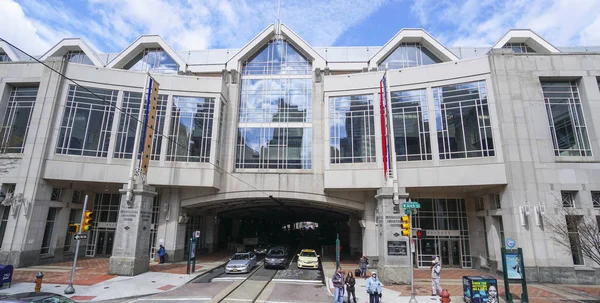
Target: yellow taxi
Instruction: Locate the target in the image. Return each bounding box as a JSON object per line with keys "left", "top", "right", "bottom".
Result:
{"left": 297, "top": 249, "right": 320, "bottom": 269}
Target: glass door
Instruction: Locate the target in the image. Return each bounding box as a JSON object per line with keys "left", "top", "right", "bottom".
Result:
{"left": 440, "top": 239, "right": 461, "bottom": 267}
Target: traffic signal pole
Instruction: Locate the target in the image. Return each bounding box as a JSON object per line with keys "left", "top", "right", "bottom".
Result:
{"left": 65, "top": 195, "right": 88, "bottom": 295}
{"left": 408, "top": 210, "right": 417, "bottom": 303}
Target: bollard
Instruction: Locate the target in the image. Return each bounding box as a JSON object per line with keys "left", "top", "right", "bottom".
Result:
{"left": 439, "top": 289, "right": 451, "bottom": 303}
{"left": 34, "top": 272, "right": 44, "bottom": 293}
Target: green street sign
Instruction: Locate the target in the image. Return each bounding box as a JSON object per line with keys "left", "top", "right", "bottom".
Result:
{"left": 402, "top": 201, "right": 421, "bottom": 209}
{"left": 405, "top": 208, "right": 411, "bottom": 215}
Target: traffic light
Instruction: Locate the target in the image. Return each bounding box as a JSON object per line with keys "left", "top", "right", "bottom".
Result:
{"left": 401, "top": 216, "right": 410, "bottom": 236}
{"left": 416, "top": 229, "right": 426, "bottom": 239}
{"left": 68, "top": 224, "right": 79, "bottom": 234}
{"left": 82, "top": 211, "right": 93, "bottom": 232}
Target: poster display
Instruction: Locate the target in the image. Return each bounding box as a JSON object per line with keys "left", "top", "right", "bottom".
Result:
{"left": 463, "top": 276, "right": 499, "bottom": 303}
{"left": 505, "top": 252, "right": 523, "bottom": 280}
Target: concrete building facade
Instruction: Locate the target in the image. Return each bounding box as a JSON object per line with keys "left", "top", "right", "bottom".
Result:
{"left": 0, "top": 26, "right": 599, "bottom": 284}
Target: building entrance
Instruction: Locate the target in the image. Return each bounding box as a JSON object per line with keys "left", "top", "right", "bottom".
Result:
{"left": 95, "top": 231, "right": 115, "bottom": 256}
{"left": 440, "top": 239, "right": 461, "bottom": 267}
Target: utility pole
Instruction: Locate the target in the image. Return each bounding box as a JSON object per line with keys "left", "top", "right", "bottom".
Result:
{"left": 65, "top": 195, "right": 88, "bottom": 294}
{"left": 408, "top": 209, "right": 417, "bottom": 303}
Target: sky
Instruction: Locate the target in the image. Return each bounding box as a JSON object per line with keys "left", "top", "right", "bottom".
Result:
{"left": 1, "top": 0, "right": 600, "bottom": 55}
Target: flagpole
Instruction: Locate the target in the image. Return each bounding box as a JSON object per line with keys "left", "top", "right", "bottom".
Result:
{"left": 126, "top": 71, "right": 150, "bottom": 205}
{"left": 383, "top": 64, "right": 399, "bottom": 185}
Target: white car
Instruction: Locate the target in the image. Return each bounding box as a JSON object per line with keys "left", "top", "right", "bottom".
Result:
{"left": 225, "top": 252, "right": 257, "bottom": 274}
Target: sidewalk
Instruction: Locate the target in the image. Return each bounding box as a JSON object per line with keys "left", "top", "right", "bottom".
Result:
{"left": 324, "top": 260, "right": 600, "bottom": 303}
{"left": 0, "top": 250, "right": 233, "bottom": 302}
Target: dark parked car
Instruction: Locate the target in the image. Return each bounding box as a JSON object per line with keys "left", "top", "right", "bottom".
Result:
{"left": 264, "top": 246, "right": 288, "bottom": 269}
{"left": 0, "top": 292, "right": 75, "bottom": 302}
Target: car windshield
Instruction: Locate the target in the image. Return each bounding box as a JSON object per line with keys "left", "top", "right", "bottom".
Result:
{"left": 33, "top": 295, "right": 74, "bottom": 303}
{"left": 231, "top": 254, "right": 250, "bottom": 260}
{"left": 300, "top": 251, "right": 317, "bottom": 257}
{"left": 268, "top": 249, "right": 285, "bottom": 255}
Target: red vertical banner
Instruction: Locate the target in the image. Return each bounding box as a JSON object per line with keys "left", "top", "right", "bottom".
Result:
{"left": 380, "top": 80, "right": 388, "bottom": 178}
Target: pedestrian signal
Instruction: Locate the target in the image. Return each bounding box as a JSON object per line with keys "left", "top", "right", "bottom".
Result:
{"left": 68, "top": 224, "right": 79, "bottom": 234}
{"left": 401, "top": 216, "right": 410, "bottom": 236}
{"left": 82, "top": 211, "right": 93, "bottom": 232}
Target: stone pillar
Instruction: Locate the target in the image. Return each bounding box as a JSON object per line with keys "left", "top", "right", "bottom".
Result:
{"left": 362, "top": 199, "right": 378, "bottom": 258}
{"left": 108, "top": 181, "right": 156, "bottom": 276}
{"left": 349, "top": 217, "right": 361, "bottom": 257}
{"left": 375, "top": 187, "right": 410, "bottom": 284}
{"left": 203, "top": 214, "right": 219, "bottom": 253}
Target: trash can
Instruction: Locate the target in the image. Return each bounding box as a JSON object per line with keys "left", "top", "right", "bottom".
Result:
{"left": 462, "top": 276, "right": 499, "bottom": 303}
{"left": 0, "top": 265, "right": 14, "bottom": 288}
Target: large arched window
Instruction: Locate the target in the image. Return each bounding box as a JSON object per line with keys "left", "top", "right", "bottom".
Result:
{"left": 236, "top": 40, "right": 313, "bottom": 169}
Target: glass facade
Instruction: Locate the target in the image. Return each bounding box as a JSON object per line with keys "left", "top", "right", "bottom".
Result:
{"left": 0, "top": 53, "right": 10, "bottom": 62}
{"left": 65, "top": 50, "right": 93, "bottom": 65}
{"left": 63, "top": 209, "right": 80, "bottom": 253}
{"left": 593, "top": 192, "right": 600, "bottom": 208}
{"left": 124, "top": 48, "right": 178, "bottom": 74}
{"left": 502, "top": 43, "right": 535, "bottom": 53}
{"left": 542, "top": 81, "right": 592, "bottom": 157}
{"left": 114, "top": 92, "right": 167, "bottom": 160}
{"left": 167, "top": 96, "right": 215, "bottom": 162}
{"left": 411, "top": 198, "right": 471, "bottom": 268}
{"left": 40, "top": 208, "right": 58, "bottom": 255}
{"left": 391, "top": 89, "right": 431, "bottom": 161}
{"left": 566, "top": 215, "right": 585, "bottom": 265}
{"left": 379, "top": 43, "right": 442, "bottom": 70}
{"left": 434, "top": 81, "right": 494, "bottom": 159}
{"left": 0, "top": 86, "right": 37, "bottom": 153}
{"left": 86, "top": 193, "right": 120, "bottom": 257}
{"left": 330, "top": 94, "right": 376, "bottom": 164}
{"left": 236, "top": 39, "right": 313, "bottom": 169}
{"left": 57, "top": 85, "right": 117, "bottom": 157}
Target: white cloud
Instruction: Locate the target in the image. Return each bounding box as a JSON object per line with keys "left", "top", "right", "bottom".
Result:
{"left": 2, "top": 0, "right": 387, "bottom": 57}
{"left": 411, "top": 0, "right": 600, "bottom": 46}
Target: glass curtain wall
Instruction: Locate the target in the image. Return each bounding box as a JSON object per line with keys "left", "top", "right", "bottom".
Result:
{"left": 65, "top": 51, "right": 93, "bottom": 65}
{"left": 124, "top": 48, "right": 178, "bottom": 74}
{"left": 378, "top": 43, "right": 442, "bottom": 70}
{"left": 0, "top": 53, "right": 10, "bottom": 62}
{"left": 541, "top": 81, "right": 592, "bottom": 156}
{"left": 167, "top": 96, "right": 215, "bottom": 162}
{"left": 0, "top": 86, "right": 38, "bottom": 153}
{"left": 391, "top": 89, "right": 431, "bottom": 161}
{"left": 56, "top": 85, "right": 117, "bottom": 157}
{"left": 502, "top": 43, "right": 535, "bottom": 53}
{"left": 411, "top": 198, "right": 471, "bottom": 268}
{"left": 236, "top": 39, "right": 313, "bottom": 169}
{"left": 329, "top": 95, "right": 376, "bottom": 163}
{"left": 40, "top": 208, "right": 58, "bottom": 255}
{"left": 434, "top": 81, "right": 494, "bottom": 159}
{"left": 114, "top": 92, "right": 167, "bottom": 160}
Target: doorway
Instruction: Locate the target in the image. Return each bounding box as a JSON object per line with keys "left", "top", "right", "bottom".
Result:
{"left": 440, "top": 240, "right": 461, "bottom": 267}
{"left": 95, "top": 231, "right": 115, "bottom": 256}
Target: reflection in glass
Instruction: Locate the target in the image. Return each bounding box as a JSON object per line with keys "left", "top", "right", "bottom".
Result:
{"left": 502, "top": 43, "right": 535, "bottom": 53}
{"left": 329, "top": 95, "right": 376, "bottom": 164}
{"left": 0, "top": 87, "right": 37, "bottom": 153}
{"left": 167, "top": 96, "right": 215, "bottom": 162}
{"left": 434, "top": 81, "right": 494, "bottom": 159}
{"left": 239, "top": 78, "right": 311, "bottom": 123}
{"left": 114, "top": 92, "right": 167, "bottom": 160}
{"left": 236, "top": 127, "right": 311, "bottom": 169}
{"left": 56, "top": 85, "right": 117, "bottom": 157}
{"left": 391, "top": 89, "right": 431, "bottom": 161}
{"left": 125, "top": 48, "right": 179, "bottom": 74}
{"left": 542, "top": 81, "right": 591, "bottom": 156}
{"left": 379, "top": 43, "right": 442, "bottom": 70}
{"left": 242, "top": 40, "right": 311, "bottom": 75}
{"left": 65, "top": 50, "right": 93, "bottom": 65}
{"left": 0, "top": 53, "right": 10, "bottom": 62}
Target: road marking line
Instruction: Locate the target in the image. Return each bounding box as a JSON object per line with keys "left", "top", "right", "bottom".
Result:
{"left": 271, "top": 278, "right": 323, "bottom": 284}
{"left": 221, "top": 298, "right": 252, "bottom": 302}
{"left": 135, "top": 298, "right": 211, "bottom": 301}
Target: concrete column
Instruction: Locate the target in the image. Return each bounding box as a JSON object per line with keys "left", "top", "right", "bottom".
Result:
{"left": 362, "top": 199, "right": 378, "bottom": 258}
{"left": 349, "top": 217, "right": 361, "bottom": 257}
{"left": 156, "top": 188, "right": 185, "bottom": 262}
{"left": 375, "top": 187, "right": 410, "bottom": 285}
{"left": 108, "top": 181, "right": 156, "bottom": 276}
{"left": 203, "top": 214, "right": 219, "bottom": 253}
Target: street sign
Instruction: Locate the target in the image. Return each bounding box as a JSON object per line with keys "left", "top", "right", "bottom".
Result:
{"left": 506, "top": 238, "right": 516, "bottom": 249}
{"left": 402, "top": 201, "right": 421, "bottom": 209}
{"left": 74, "top": 233, "right": 87, "bottom": 240}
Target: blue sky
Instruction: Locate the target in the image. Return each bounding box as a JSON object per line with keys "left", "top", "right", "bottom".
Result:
{"left": 1, "top": 0, "right": 599, "bottom": 55}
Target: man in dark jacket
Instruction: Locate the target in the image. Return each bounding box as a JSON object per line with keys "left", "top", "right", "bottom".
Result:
{"left": 332, "top": 266, "right": 344, "bottom": 303}
{"left": 158, "top": 245, "right": 166, "bottom": 264}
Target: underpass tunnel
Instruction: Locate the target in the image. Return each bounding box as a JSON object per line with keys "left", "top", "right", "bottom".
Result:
{"left": 195, "top": 198, "right": 361, "bottom": 258}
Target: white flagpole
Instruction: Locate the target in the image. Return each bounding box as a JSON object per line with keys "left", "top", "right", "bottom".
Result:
{"left": 126, "top": 71, "right": 150, "bottom": 204}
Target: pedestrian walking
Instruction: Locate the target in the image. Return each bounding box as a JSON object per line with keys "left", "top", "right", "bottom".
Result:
{"left": 345, "top": 271, "right": 356, "bottom": 303}
{"left": 359, "top": 255, "right": 369, "bottom": 279}
{"left": 158, "top": 245, "right": 166, "bottom": 264}
{"left": 431, "top": 256, "right": 442, "bottom": 296}
{"left": 332, "top": 266, "right": 345, "bottom": 303}
{"left": 366, "top": 272, "right": 382, "bottom": 303}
